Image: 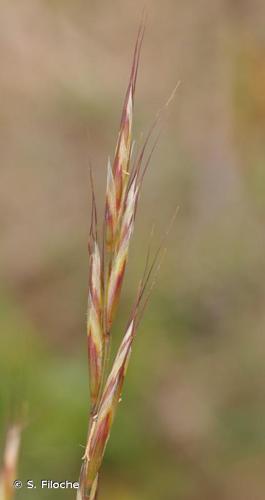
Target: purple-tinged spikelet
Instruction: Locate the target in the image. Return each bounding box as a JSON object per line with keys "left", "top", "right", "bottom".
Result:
{"left": 106, "top": 179, "right": 138, "bottom": 332}
{"left": 105, "top": 159, "right": 117, "bottom": 251}
{"left": 87, "top": 242, "right": 103, "bottom": 408}
{"left": 84, "top": 320, "right": 135, "bottom": 492}
{"left": 105, "top": 25, "right": 144, "bottom": 253}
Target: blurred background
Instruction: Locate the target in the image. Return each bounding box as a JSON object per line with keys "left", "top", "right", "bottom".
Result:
{"left": 1, "top": 0, "right": 265, "bottom": 499}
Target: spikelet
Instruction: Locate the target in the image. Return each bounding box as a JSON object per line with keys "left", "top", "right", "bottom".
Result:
{"left": 105, "top": 24, "right": 144, "bottom": 252}
{"left": 105, "top": 159, "right": 117, "bottom": 251}
{"left": 83, "top": 320, "right": 135, "bottom": 493}
{"left": 87, "top": 242, "right": 103, "bottom": 409}
{"left": 106, "top": 179, "right": 138, "bottom": 332}
{"left": 112, "top": 85, "right": 133, "bottom": 214}
{"left": 0, "top": 425, "right": 21, "bottom": 500}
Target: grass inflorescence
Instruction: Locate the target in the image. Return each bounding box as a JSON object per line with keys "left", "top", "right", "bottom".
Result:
{"left": 78, "top": 21, "right": 172, "bottom": 500}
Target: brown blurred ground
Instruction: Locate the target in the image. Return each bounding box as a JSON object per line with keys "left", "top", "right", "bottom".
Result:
{"left": 1, "top": 1, "right": 265, "bottom": 499}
